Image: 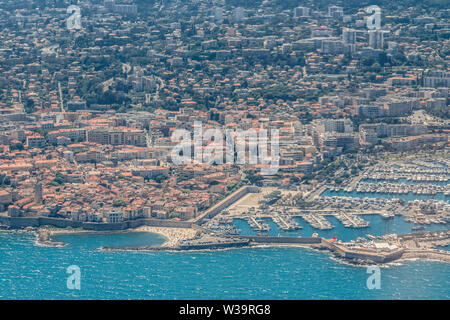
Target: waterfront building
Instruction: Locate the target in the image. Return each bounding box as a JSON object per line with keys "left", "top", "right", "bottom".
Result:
{"left": 385, "top": 134, "right": 448, "bottom": 151}
{"left": 7, "top": 205, "right": 20, "bottom": 217}
{"left": 106, "top": 211, "right": 123, "bottom": 223}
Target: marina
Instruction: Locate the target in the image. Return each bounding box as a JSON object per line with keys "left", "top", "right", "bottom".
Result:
{"left": 271, "top": 213, "right": 302, "bottom": 231}
{"left": 322, "top": 189, "right": 449, "bottom": 203}
{"left": 333, "top": 213, "right": 370, "bottom": 228}
{"left": 362, "top": 178, "right": 449, "bottom": 186}
{"left": 205, "top": 159, "right": 450, "bottom": 246}
{"left": 232, "top": 214, "right": 449, "bottom": 242}
{"left": 299, "top": 214, "right": 334, "bottom": 230}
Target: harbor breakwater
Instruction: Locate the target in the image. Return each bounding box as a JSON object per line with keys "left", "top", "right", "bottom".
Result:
{"left": 240, "top": 235, "right": 322, "bottom": 245}
{"left": 242, "top": 236, "right": 404, "bottom": 264}
{"left": 98, "top": 234, "right": 404, "bottom": 264}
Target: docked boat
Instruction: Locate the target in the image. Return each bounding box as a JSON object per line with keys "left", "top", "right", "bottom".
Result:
{"left": 380, "top": 212, "right": 394, "bottom": 219}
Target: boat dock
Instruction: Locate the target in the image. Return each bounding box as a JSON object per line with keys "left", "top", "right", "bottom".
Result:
{"left": 247, "top": 217, "right": 270, "bottom": 232}
{"left": 300, "top": 214, "right": 334, "bottom": 230}
{"left": 272, "top": 214, "right": 302, "bottom": 231}
{"left": 334, "top": 213, "right": 370, "bottom": 228}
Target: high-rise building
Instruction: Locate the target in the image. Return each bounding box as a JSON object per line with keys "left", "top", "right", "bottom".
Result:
{"left": 369, "top": 30, "right": 384, "bottom": 49}
{"left": 342, "top": 28, "right": 356, "bottom": 44}
{"left": 294, "top": 6, "right": 310, "bottom": 18}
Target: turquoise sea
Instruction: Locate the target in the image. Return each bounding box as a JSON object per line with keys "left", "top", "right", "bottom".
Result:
{"left": 234, "top": 215, "right": 450, "bottom": 242}
{"left": 0, "top": 230, "right": 449, "bottom": 300}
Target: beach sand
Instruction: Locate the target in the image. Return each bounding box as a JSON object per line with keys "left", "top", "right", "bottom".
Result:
{"left": 38, "top": 225, "right": 198, "bottom": 248}
{"left": 135, "top": 226, "right": 198, "bottom": 248}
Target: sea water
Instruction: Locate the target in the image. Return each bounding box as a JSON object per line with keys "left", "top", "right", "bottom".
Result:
{"left": 0, "top": 231, "right": 448, "bottom": 299}
{"left": 234, "top": 215, "right": 449, "bottom": 242}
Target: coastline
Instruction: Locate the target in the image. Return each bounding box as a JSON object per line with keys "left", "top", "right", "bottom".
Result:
{"left": 2, "top": 224, "right": 448, "bottom": 266}
{"left": 33, "top": 225, "right": 198, "bottom": 249}
{"left": 134, "top": 225, "right": 198, "bottom": 248}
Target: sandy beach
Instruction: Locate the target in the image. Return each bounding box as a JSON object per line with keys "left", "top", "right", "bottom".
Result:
{"left": 135, "top": 226, "right": 198, "bottom": 247}
{"left": 35, "top": 225, "right": 198, "bottom": 248}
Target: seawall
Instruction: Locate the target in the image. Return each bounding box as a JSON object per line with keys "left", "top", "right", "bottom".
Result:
{"left": 0, "top": 216, "right": 193, "bottom": 231}
{"left": 240, "top": 235, "right": 322, "bottom": 245}
{"left": 194, "top": 185, "right": 260, "bottom": 224}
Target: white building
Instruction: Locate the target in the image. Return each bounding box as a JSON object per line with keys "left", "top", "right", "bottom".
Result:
{"left": 106, "top": 211, "right": 123, "bottom": 223}
{"left": 328, "top": 6, "right": 344, "bottom": 18}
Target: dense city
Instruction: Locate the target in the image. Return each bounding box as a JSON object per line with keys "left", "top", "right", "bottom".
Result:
{"left": 0, "top": 0, "right": 449, "bottom": 268}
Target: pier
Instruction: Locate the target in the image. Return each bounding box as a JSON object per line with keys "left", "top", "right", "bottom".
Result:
{"left": 334, "top": 213, "right": 370, "bottom": 228}
{"left": 300, "top": 214, "right": 334, "bottom": 230}
{"left": 272, "top": 214, "right": 301, "bottom": 231}
{"left": 247, "top": 216, "right": 270, "bottom": 232}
